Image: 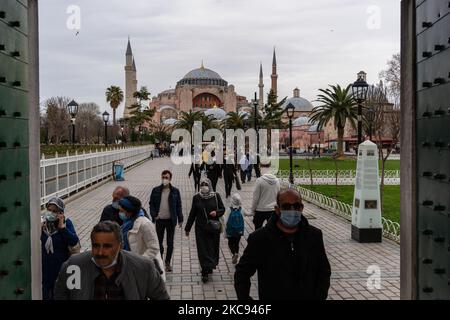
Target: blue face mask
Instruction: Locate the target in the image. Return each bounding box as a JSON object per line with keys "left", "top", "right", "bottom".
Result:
{"left": 279, "top": 210, "right": 301, "bottom": 228}
{"left": 119, "top": 212, "right": 128, "bottom": 221}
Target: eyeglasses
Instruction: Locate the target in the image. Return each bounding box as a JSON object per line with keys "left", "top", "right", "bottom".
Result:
{"left": 280, "top": 202, "right": 303, "bottom": 211}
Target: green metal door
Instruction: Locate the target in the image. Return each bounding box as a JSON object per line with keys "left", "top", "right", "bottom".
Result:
{"left": 0, "top": 0, "right": 32, "bottom": 300}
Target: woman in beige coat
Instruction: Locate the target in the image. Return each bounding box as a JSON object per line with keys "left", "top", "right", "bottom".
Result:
{"left": 118, "top": 196, "right": 166, "bottom": 281}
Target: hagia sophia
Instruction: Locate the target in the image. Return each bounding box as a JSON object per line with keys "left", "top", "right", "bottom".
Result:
{"left": 123, "top": 39, "right": 358, "bottom": 153}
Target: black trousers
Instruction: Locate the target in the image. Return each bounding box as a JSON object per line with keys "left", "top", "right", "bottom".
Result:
{"left": 240, "top": 169, "right": 247, "bottom": 183}
{"left": 224, "top": 176, "right": 234, "bottom": 197}
{"left": 155, "top": 219, "right": 175, "bottom": 264}
{"left": 227, "top": 236, "right": 241, "bottom": 254}
{"left": 253, "top": 211, "right": 274, "bottom": 230}
{"left": 209, "top": 177, "right": 218, "bottom": 192}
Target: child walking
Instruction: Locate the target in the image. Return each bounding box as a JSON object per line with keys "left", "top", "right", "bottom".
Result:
{"left": 225, "top": 193, "right": 248, "bottom": 264}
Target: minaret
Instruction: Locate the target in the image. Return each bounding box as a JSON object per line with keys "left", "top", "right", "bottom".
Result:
{"left": 124, "top": 38, "right": 137, "bottom": 119}
{"left": 258, "top": 63, "right": 264, "bottom": 109}
{"left": 271, "top": 47, "right": 278, "bottom": 97}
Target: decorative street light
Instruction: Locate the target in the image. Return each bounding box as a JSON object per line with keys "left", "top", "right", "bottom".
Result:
{"left": 285, "top": 103, "right": 295, "bottom": 185}
{"left": 67, "top": 99, "right": 79, "bottom": 146}
{"left": 366, "top": 107, "right": 376, "bottom": 141}
{"left": 352, "top": 71, "right": 369, "bottom": 152}
{"left": 102, "top": 111, "right": 110, "bottom": 147}
{"left": 252, "top": 92, "right": 261, "bottom": 178}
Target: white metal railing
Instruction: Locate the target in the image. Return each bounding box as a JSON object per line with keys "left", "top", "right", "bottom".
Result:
{"left": 277, "top": 180, "right": 400, "bottom": 243}
{"left": 40, "top": 145, "right": 153, "bottom": 206}
{"left": 276, "top": 170, "right": 400, "bottom": 185}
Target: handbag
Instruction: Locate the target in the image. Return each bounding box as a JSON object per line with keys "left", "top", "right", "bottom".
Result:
{"left": 68, "top": 242, "right": 81, "bottom": 255}
{"left": 203, "top": 194, "right": 222, "bottom": 234}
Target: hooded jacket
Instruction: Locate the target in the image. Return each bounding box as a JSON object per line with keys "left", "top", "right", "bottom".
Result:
{"left": 234, "top": 215, "right": 331, "bottom": 300}
{"left": 251, "top": 174, "right": 281, "bottom": 213}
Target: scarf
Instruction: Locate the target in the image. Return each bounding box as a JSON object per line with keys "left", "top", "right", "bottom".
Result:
{"left": 198, "top": 177, "right": 216, "bottom": 200}
{"left": 121, "top": 209, "right": 145, "bottom": 251}
{"left": 43, "top": 222, "right": 59, "bottom": 254}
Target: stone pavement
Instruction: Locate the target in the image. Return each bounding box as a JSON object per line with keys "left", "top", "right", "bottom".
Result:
{"left": 64, "top": 157, "right": 400, "bottom": 300}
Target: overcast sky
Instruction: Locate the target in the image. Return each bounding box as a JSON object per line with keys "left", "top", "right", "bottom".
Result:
{"left": 39, "top": 0, "right": 400, "bottom": 117}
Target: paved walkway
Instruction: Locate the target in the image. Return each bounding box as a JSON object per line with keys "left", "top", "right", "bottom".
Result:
{"left": 64, "top": 157, "right": 400, "bottom": 300}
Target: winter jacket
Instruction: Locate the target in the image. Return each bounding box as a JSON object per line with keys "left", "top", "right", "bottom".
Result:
{"left": 251, "top": 174, "right": 281, "bottom": 213}
{"left": 234, "top": 215, "right": 331, "bottom": 300}
{"left": 54, "top": 250, "right": 169, "bottom": 300}
{"left": 41, "top": 218, "right": 79, "bottom": 300}
{"left": 127, "top": 216, "right": 166, "bottom": 281}
{"left": 100, "top": 204, "right": 123, "bottom": 226}
{"left": 149, "top": 184, "right": 183, "bottom": 226}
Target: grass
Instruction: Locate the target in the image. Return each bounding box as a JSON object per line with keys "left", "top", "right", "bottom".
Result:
{"left": 301, "top": 184, "right": 400, "bottom": 224}
{"left": 277, "top": 157, "right": 400, "bottom": 171}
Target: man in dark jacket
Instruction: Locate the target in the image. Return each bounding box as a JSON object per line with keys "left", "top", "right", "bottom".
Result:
{"left": 149, "top": 170, "right": 183, "bottom": 272}
{"left": 54, "top": 221, "right": 169, "bottom": 300}
{"left": 99, "top": 186, "right": 130, "bottom": 226}
{"left": 234, "top": 187, "right": 331, "bottom": 300}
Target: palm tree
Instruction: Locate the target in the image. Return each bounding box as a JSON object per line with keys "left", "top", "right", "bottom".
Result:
{"left": 105, "top": 85, "right": 124, "bottom": 126}
{"left": 309, "top": 84, "right": 358, "bottom": 158}
{"left": 175, "top": 111, "right": 204, "bottom": 132}
{"left": 221, "top": 111, "right": 248, "bottom": 130}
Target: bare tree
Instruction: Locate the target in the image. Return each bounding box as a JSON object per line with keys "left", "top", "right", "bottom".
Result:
{"left": 365, "top": 82, "right": 400, "bottom": 211}
{"left": 44, "top": 97, "right": 71, "bottom": 144}
{"left": 379, "top": 53, "right": 400, "bottom": 105}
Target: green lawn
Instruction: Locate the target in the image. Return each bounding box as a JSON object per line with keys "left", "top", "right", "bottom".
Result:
{"left": 277, "top": 157, "right": 400, "bottom": 171}
{"left": 301, "top": 184, "right": 400, "bottom": 224}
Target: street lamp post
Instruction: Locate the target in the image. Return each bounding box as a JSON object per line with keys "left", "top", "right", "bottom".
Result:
{"left": 67, "top": 100, "right": 79, "bottom": 146}
{"left": 285, "top": 103, "right": 295, "bottom": 185}
{"left": 252, "top": 92, "right": 261, "bottom": 178}
{"left": 352, "top": 71, "right": 369, "bottom": 153}
{"left": 102, "top": 111, "right": 109, "bottom": 147}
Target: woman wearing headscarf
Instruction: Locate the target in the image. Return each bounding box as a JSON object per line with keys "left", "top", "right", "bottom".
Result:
{"left": 185, "top": 177, "right": 225, "bottom": 283}
{"left": 41, "top": 197, "right": 80, "bottom": 300}
{"left": 119, "top": 195, "right": 166, "bottom": 281}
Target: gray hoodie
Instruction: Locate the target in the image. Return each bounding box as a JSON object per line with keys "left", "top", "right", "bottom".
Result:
{"left": 251, "top": 173, "right": 281, "bottom": 213}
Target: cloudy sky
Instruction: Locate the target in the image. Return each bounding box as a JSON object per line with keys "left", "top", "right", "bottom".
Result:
{"left": 39, "top": 0, "right": 400, "bottom": 116}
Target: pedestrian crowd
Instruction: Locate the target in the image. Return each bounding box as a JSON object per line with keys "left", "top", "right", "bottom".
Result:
{"left": 41, "top": 152, "right": 330, "bottom": 300}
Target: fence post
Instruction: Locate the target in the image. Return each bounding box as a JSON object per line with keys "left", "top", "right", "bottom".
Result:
{"left": 55, "top": 151, "right": 59, "bottom": 198}
{"left": 41, "top": 153, "right": 46, "bottom": 204}
{"left": 75, "top": 150, "right": 79, "bottom": 191}
{"left": 66, "top": 151, "right": 70, "bottom": 197}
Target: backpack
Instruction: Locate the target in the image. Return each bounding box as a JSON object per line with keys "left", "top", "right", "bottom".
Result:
{"left": 226, "top": 207, "right": 244, "bottom": 237}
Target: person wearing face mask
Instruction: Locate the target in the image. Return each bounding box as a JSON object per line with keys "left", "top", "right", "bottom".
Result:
{"left": 234, "top": 187, "right": 331, "bottom": 300}
{"left": 41, "top": 197, "right": 80, "bottom": 300}
{"left": 118, "top": 196, "right": 166, "bottom": 281}
{"left": 100, "top": 186, "right": 130, "bottom": 226}
{"left": 54, "top": 221, "right": 169, "bottom": 300}
{"left": 201, "top": 150, "right": 222, "bottom": 192}
{"left": 185, "top": 177, "right": 225, "bottom": 283}
{"left": 149, "top": 170, "right": 183, "bottom": 272}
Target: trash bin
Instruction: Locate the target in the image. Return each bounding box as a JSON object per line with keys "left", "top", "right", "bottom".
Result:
{"left": 113, "top": 161, "right": 125, "bottom": 181}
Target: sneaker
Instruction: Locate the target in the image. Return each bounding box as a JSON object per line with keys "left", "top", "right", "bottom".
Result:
{"left": 232, "top": 254, "right": 239, "bottom": 264}
{"left": 165, "top": 263, "right": 173, "bottom": 272}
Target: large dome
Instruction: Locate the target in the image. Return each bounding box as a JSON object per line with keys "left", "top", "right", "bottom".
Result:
{"left": 177, "top": 65, "right": 228, "bottom": 87}
{"left": 282, "top": 97, "right": 314, "bottom": 112}
{"left": 183, "top": 67, "right": 222, "bottom": 80}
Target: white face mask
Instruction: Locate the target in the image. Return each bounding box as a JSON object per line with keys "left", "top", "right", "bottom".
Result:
{"left": 91, "top": 251, "right": 120, "bottom": 270}
{"left": 162, "top": 179, "right": 170, "bottom": 186}
{"left": 200, "top": 186, "right": 210, "bottom": 194}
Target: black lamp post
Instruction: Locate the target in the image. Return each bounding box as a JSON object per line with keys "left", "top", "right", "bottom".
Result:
{"left": 352, "top": 71, "right": 369, "bottom": 152}
{"left": 67, "top": 100, "right": 79, "bottom": 146}
{"left": 252, "top": 92, "right": 261, "bottom": 178}
{"left": 285, "top": 103, "right": 295, "bottom": 184}
{"left": 366, "top": 107, "right": 376, "bottom": 141}
{"left": 102, "top": 111, "right": 109, "bottom": 147}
